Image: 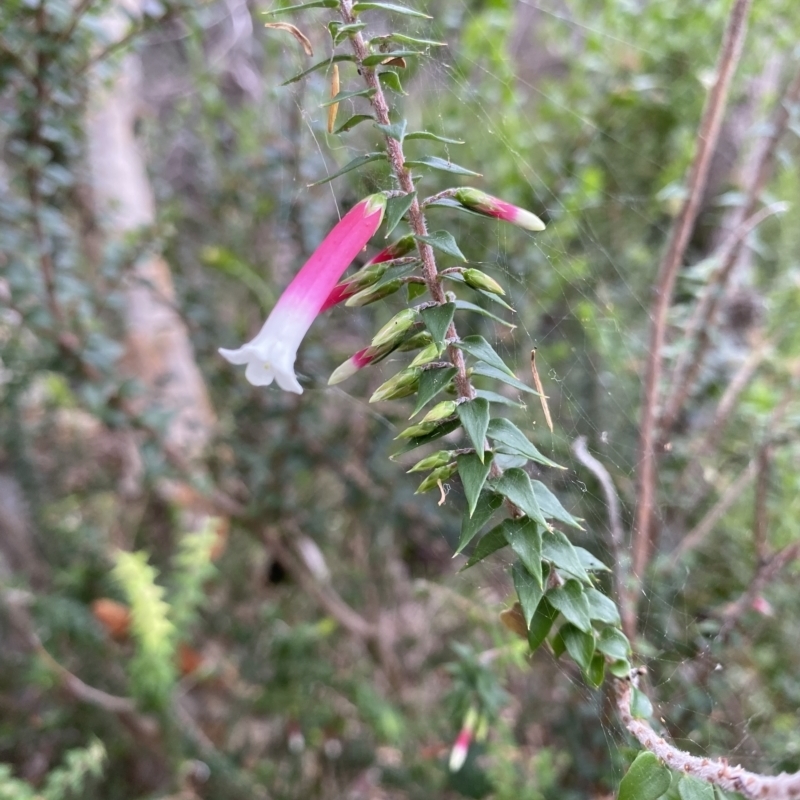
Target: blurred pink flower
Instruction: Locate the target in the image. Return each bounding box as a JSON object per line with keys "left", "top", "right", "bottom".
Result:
{"left": 219, "top": 194, "right": 386, "bottom": 393}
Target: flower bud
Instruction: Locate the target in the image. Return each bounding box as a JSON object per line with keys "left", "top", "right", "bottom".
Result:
{"left": 462, "top": 268, "right": 505, "bottom": 296}
{"left": 454, "top": 187, "right": 545, "bottom": 232}
{"left": 328, "top": 340, "right": 395, "bottom": 385}
{"left": 407, "top": 450, "right": 455, "bottom": 473}
{"left": 345, "top": 279, "right": 403, "bottom": 307}
{"left": 419, "top": 400, "right": 457, "bottom": 424}
{"left": 394, "top": 420, "right": 439, "bottom": 440}
{"left": 415, "top": 463, "right": 457, "bottom": 494}
{"left": 365, "top": 234, "right": 416, "bottom": 266}
{"left": 370, "top": 367, "right": 421, "bottom": 403}
{"left": 397, "top": 331, "right": 433, "bottom": 352}
{"left": 408, "top": 342, "right": 441, "bottom": 367}
{"left": 371, "top": 308, "right": 419, "bottom": 348}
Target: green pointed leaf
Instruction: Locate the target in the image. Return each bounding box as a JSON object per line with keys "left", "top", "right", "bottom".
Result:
{"left": 528, "top": 597, "right": 558, "bottom": 651}
{"left": 268, "top": 0, "right": 338, "bottom": 15}
{"left": 411, "top": 365, "right": 456, "bottom": 417}
{"left": 463, "top": 523, "right": 508, "bottom": 569}
{"left": 618, "top": 752, "right": 671, "bottom": 800}
{"left": 352, "top": 1, "right": 431, "bottom": 18}
{"left": 457, "top": 493, "right": 502, "bottom": 553}
{"left": 455, "top": 335, "right": 514, "bottom": 376}
{"left": 585, "top": 587, "right": 621, "bottom": 626}
{"left": 547, "top": 579, "right": 591, "bottom": 633}
{"left": 631, "top": 688, "right": 654, "bottom": 720}
{"left": 383, "top": 191, "right": 415, "bottom": 236}
{"left": 609, "top": 658, "right": 632, "bottom": 678}
{"left": 560, "top": 623, "right": 595, "bottom": 672}
{"left": 487, "top": 419, "right": 563, "bottom": 469}
{"left": 550, "top": 627, "right": 567, "bottom": 659}
{"left": 532, "top": 480, "right": 583, "bottom": 528}
{"left": 378, "top": 70, "right": 405, "bottom": 94}
{"left": 407, "top": 281, "right": 427, "bottom": 301}
{"left": 575, "top": 547, "right": 609, "bottom": 571}
{"left": 454, "top": 299, "right": 516, "bottom": 329}
{"left": 405, "top": 131, "right": 464, "bottom": 144}
{"left": 369, "top": 33, "right": 446, "bottom": 47}
{"left": 587, "top": 652, "right": 606, "bottom": 688}
{"left": 490, "top": 468, "right": 548, "bottom": 528}
{"left": 414, "top": 230, "right": 466, "bottom": 261}
{"left": 282, "top": 54, "right": 355, "bottom": 85}
{"left": 541, "top": 529, "right": 590, "bottom": 583}
{"left": 328, "top": 21, "right": 367, "bottom": 45}
{"left": 392, "top": 417, "right": 461, "bottom": 455}
{"left": 374, "top": 118, "right": 407, "bottom": 141}
{"left": 308, "top": 153, "right": 387, "bottom": 187}
{"left": 512, "top": 561, "right": 547, "bottom": 627}
{"left": 502, "top": 518, "right": 542, "bottom": 585}
{"left": 457, "top": 398, "right": 490, "bottom": 461}
{"left": 678, "top": 777, "right": 715, "bottom": 800}
{"left": 320, "top": 87, "right": 377, "bottom": 107}
{"left": 420, "top": 302, "right": 455, "bottom": 346}
{"left": 363, "top": 51, "right": 425, "bottom": 66}
{"left": 596, "top": 627, "right": 631, "bottom": 661}
{"left": 371, "top": 261, "right": 416, "bottom": 290}
{"left": 457, "top": 453, "right": 493, "bottom": 518}
{"left": 404, "top": 156, "right": 481, "bottom": 176}
{"left": 334, "top": 113, "right": 374, "bottom": 133}
{"left": 474, "top": 389, "right": 526, "bottom": 409}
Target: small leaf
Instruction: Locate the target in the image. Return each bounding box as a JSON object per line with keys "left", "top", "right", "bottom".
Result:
{"left": 320, "top": 87, "right": 377, "bottom": 107}
{"left": 503, "top": 518, "right": 542, "bottom": 585}
{"left": 474, "top": 389, "right": 526, "bottom": 409}
{"left": 454, "top": 299, "right": 516, "bottom": 329}
{"left": 541, "top": 529, "right": 590, "bottom": 583}
{"left": 487, "top": 419, "right": 563, "bottom": 469}
{"left": 267, "top": 0, "right": 338, "bottom": 15}
{"left": 404, "top": 155, "right": 481, "bottom": 176}
{"left": 631, "top": 688, "right": 654, "bottom": 720}
{"left": 442, "top": 271, "right": 516, "bottom": 310}
{"left": 533, "top": 481, "right": 583, "bottom": 528}
{"left": 463, "top": 524, "right": 508, "bottom": 569}
{"left": 618, "top": 752, "right": 671, "bottom": 800}
{"left": 405, "top": 131, "right": 464, "bottom": 144}
{"left": 384, "top": 192, "right": 415, "bottom": 236}
{"left": 609, "top": 658, "right": 632, "bottom": 678}
{"left": 575, "top": 547, "right": 609, "bottom": 571}
{"left": 369, "top": 33, "right": 446, "bottom": 47}
{"left": 393, "top": 418, "right": 461, "bottom": 455}
{"left": 587, "top": 652, "right": 606, "bottom": 688}
{"left": 411, "top": 366, "right": 457, "bottom": 417}
{"left": 678, "top": 777, "right": 715, "bottom": 800}
{"left": 407, "top": 282, "right": 427, "bottom": 301}
{"left": 455, "top": 335, "right": 514, "bottom": 376}
{"left": 352, "top": 1, "right": 432, "bottom": 18}
{"left": 560, "top": 623, "right": 595, "bottom": 672}
{"left": 378, "top": 70, "right": 405, "bottom": 94}
{"left": 328, "top": 21, "right": 366, "bottom": 44}
{"left": 308, "top": 153, "right": 387, "bottom": 187}
{"left": 264, "top": 22, "right": 314, "bottom": 56}
{"left": 490, "top": 468, "right": 548, "bottom": 528}
{"left": 282, "top": 54, "right": 355, "bottom": 85}
{"left": 512, "top": 561, "right": 546, "bottom": 627}
{"left": 547, "top": 579, "right": 591, "bottom": 633}
{"left": 334, "top": 113, "right": 374, "bottom": 133}
{"left": 457, "top": 398, "right": 490, "bottom": 461}
{"left": 585, "top": 587, "right": 621, "bottom": 626}
{"left": 528, "top": 597, "right": 558, "bottom": 651}
{"left": 363, "top": 50, "right": 425, "bottom": 66}
{"left": 596, "top": 627, "right": 631, "bottom": 661}
{"left": 374, "top": 118, "right": 407, "bottom": 142}
{"left": 420, "top": 302, "right": 455, "bottom": 346}
{"left": 414, "top": 230, "right": 466, "bottom": 261}
{"left": 458, "top": 493, "right": 502, "bottom": 553}
{"left": 458, "top": 453, "right": 493, "bottom": 517}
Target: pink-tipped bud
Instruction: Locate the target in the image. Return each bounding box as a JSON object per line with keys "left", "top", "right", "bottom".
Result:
{"left": 365, "top": 234, "right": 416, "bottom": 266}
{"left": 328, "top": 347, "right": 379, "bottom": 386}
{"left": 449, "top": 707, "right": 478, "bottom": 772}
{"left": 454, "top": 187, "right": 545, "bottom": 232}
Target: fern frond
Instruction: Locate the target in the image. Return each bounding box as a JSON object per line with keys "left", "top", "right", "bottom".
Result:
{"left": 41, "top": 738, "right": 106, "bottom": 800}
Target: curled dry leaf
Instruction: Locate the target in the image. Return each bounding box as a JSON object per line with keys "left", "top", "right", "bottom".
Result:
{"left": 499, "top": 602, "right": 528, "bottom": 640}
{"left": 327, "top": 63, "right": 340, "bottom": 134}
{"left": 531, "top": 349, "right": 553, "bottom": 433}
{"left": 264, "top": 22, "right": 314, "bottom": 57}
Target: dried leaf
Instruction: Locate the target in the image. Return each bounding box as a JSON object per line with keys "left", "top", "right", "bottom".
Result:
{"left": 264, "top": 22, "right": 314, "bottom": 57}
{"left": 327, "top": 64, "right": 340, "bottom": 134}
{"left": 531, "top": 349, "right": 553, "bottom": 433}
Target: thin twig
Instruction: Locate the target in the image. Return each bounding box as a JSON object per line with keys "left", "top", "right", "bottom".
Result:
{"left": 634, "top": 0, "right": 753, "bottom": 579}
{"left": 571, "top": 436, "right": 636, "bottom": 642}
{"left": 57, "top": 0, "right": 96, "bottom": 44}
{"left": 615, "top": 679, "right": 800, "bottom": 799}
{"left": 752, "top": 444, "right": 771, "bottom": 564}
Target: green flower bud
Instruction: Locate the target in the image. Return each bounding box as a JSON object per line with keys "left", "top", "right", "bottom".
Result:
{"left": 407, "top": 450, "right": 455, "bottom": 473}
{"left": 397, "top": 331, "right": 433, "bottom": 352}
{"left": 370, "top": 367, "right": 421, "bottom": 403}
{"left": 415, "top": 463, "right": 458, "bottom": 494}
{"left": 346, "top": 279, "right": 403, "bottom": 307}
{"left": 419, "top": 400, "right": 457, "bottom": 424}
{"left": 463, "top": 268, "right": 505, "bottom": 296}
{"left": 408, "top": 342, "right": 441, "bottom": 367}
{"left": 365, "top": 234, "right": 416, "bottom": 266}
{"left": 371, "top": 308, "right": 419, "bottom": 348}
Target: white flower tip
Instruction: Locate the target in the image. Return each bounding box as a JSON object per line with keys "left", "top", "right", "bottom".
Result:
{"left": 516, "top": 209, "right": 546, "bottom": 232}
{"left": 448, "top": 744, "right": 468, "bottom": 773}
{"left": 328, "top": 357, "right": 359, "bottom": 386}
{"left": 219, "top": 343, "right": 303, "bottom": 394}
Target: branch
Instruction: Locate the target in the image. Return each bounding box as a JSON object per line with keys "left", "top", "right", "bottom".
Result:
{"left": 571, "top": 436, "right": 636, "bottom": 642}
{"left": 634, "top": 0, "right": 753, "bottom": 579}
{"left": 615, "top": 679, "right": 800, "bottom": 799}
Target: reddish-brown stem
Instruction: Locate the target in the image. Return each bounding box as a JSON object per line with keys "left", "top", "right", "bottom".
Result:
{"left": 337, "top": 0, "right": 473, "bottom": 400}
{"left": 633, "top": 0, "right": 752, "bottom": 581}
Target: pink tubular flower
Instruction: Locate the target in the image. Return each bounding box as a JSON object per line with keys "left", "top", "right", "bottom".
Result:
{"left": 453, "top": 187, "right": 546, "bottom": 231}
{"left": 448, "top": 707, "right": 478, "bottom": 773}
{"left": 219, "top": 194, "right": 386, "bottom": 393}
